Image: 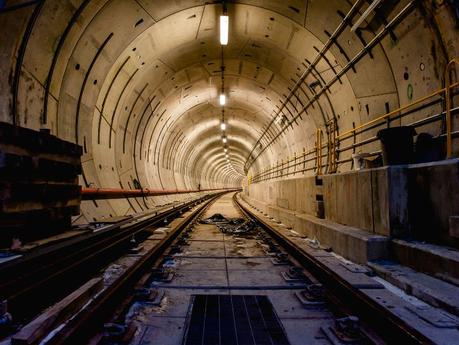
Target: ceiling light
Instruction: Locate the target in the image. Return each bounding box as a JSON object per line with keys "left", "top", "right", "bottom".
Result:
{"left": 220, "top": 15, "right": 229, "bottom": 45}
{"left": 222, "top": 137, "right": 227, "bottom": 143}
{"left": 220, "top": 122, "right": 226, "bottom": 130}
{"left": 219, "top": 94, "right": 226, "bottom": 106}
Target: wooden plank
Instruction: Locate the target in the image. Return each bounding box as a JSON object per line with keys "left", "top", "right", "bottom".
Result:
{"left": 0, "top": 183, "right": 81, "bottom": 213}
{"left": 0, "top": 122, "right": 82, "bottom": 158}
{"left": 17, "top": 230, "right": 89, "bottom": 252}
{"left": 11, "top": 278, "right": 103, "bottom": 345}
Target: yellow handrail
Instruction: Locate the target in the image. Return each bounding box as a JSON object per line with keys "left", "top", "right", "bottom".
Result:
{"left": 338, "top": 81, "right": 459, "bottom": 141}
{"left": 446, "top": 59, "right": 459, "bottom": 158}
{"left": 253, "top": 74, "right": 459, "bottom": 180}
{"left": 316, "top": 128, "right": 322, "bottom": 175}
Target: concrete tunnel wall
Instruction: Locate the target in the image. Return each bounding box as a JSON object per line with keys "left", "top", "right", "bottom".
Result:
{"left": 0, "top": 0, "right": 458, "bottom": 223}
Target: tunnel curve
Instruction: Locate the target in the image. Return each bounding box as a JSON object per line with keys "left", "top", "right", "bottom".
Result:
{"left": 0, "top": 0, "right": 456, "bottom": 222}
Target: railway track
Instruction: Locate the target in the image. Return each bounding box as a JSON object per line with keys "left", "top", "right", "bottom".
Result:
{"left": 0, "top": 191, "right": 226, "bottom": 328}
{"left": 3, "top": 192, "right": 457, "bottom": 344}
{"left": 234, "top": 195, "right": 430, "bottom": 345}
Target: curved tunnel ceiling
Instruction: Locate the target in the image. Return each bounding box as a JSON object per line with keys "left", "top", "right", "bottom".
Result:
{"left": 91, "top": 2, "right": 325, "bottom": 190}
{"left": 1, "top": 0, "right": 456, "bottom": 219}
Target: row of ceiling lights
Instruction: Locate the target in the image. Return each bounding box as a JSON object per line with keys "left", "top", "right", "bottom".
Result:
{"left": 219, "top": 5, "right": 244, "bottom": 180}
{"left": 215, "top": 1, "right": 380, "bottom": 179}
{"left": 219, "top": 4, "right": 237, "bottom": 176}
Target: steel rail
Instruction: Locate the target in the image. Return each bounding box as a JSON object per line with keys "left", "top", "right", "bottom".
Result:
{"left": 46, "top": 190, "right": 222, "bottom": 345}
{"left": 81, "top": 187, "right": 240, "bottom": 200}
{"left": 234, "top": 193, "right": 433, "bottom": 344}
{"left": 15, "top": 190, "right": 435, "bottom": 344}
{"left": 0, "top": 192, "right": 222, "bottom": 323}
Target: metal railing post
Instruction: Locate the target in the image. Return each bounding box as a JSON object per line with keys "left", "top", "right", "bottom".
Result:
{"left": 316, "top": 128, "right": 323, "bottom": 175}
{"left": 445, "top": 58, "right": 459, "bottom": 158}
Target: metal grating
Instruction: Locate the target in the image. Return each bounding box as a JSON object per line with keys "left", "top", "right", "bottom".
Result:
{"left": 183, "top": 295, "right": 291, "bottom": 345}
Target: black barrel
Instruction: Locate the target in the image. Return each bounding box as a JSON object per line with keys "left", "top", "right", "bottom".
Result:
{"left": 377, "top": 126, "right": 416, "bottom": 165}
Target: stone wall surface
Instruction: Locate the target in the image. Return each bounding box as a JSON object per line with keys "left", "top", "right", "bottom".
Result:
{"left": 245, "top": 160, "right": 459, "bottom": 247}
{"left": 246, "top": 167, "right": 409, "bottom": 237}
{"left": 408, "top": 159, "right": 459, "bottom": 247}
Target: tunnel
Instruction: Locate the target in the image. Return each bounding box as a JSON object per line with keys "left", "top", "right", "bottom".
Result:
{"left": 0, "top": 0, "right": 459, "bottom": 344}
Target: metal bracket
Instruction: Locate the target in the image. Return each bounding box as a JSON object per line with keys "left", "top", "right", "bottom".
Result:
{"left": 322, "top": 316, "right": 364, "bottom": 344}
{"left": 134, "top": 288, "right": 165, "bottom": 306}
{"left": 295, "top": 284, "right": 326, "bottom": 308}
{"left": 103, "top": 322, "right": 137, "bottom": 343}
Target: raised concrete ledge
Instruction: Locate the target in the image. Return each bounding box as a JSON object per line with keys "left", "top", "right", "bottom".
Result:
{"left": 241, "top": 195, "right": 269, "bottom": 214}
{"left": 237, "top": 195, "right": 459, "bottom": 344}
{"left": 242, "top": 194, "right": 388, "bottom": 264}
{"left": 368, "top": 260, "right": 459, "bottom": 317}
{"left": 392, "top": 239, "right": 459, "bottom": 280}
{"left": 294, "top": 213, "right": 389, "bottom": 264}
{"left": 267, "top": 205, "right": 296, "bottom": 228}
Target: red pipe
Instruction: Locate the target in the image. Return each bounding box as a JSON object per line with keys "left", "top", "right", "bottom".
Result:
{"left": 81, "top": 187, "right": 240, "bottom": 200}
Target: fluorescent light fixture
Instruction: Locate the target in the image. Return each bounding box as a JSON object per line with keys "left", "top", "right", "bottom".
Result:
{"left": 222, "top": 137, "right": 227, "bottom": 143}
{"left": 219, "top": 94, "right": 226, "bottom": 105}
{"left": 220, "top": 15, "right": 229, "bottom": 45}
{"left": 220, "top": 122, "right": 226, "bottom": 130}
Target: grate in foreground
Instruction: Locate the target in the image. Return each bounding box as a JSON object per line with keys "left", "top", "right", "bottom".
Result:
{"left": 183, "top": 295, "right": 290, "bottom": 345}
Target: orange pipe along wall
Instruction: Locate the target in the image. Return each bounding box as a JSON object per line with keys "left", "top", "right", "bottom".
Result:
{"left": 81, "top": 187, "right": 241, "bottom": 200}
